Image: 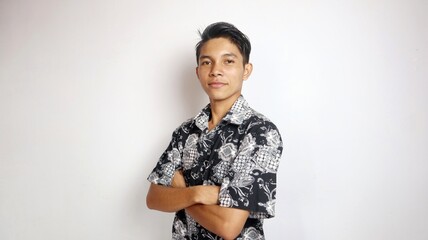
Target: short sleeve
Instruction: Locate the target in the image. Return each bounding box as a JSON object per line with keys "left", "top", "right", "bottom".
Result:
{"left": 147, "top": 129, "right": 183, "bottom": 186}
{"left": 218, "top": 121, "right": 283, "bottom": 219}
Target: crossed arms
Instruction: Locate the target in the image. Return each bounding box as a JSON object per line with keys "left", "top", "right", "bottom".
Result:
{"left": 146, "top": 171, "right": 249, "bottom": 240}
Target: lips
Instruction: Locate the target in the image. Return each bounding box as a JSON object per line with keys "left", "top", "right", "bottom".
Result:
{"left": 208, "top": 81, "right": 227, "bottom": 89}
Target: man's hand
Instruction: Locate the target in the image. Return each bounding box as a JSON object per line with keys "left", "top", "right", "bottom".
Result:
{"left": 148, "top": 170, "right": 246, "bottom": 238}
{"left": 194, "top": 185, "right": 220, "bottom": 205}
{"left": 171, "top": 170, "right": 219, "bottom": 205}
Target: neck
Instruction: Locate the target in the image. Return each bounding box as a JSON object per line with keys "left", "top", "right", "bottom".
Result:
{"left": 208, "top": 95, "right": 240, "bottom": 130}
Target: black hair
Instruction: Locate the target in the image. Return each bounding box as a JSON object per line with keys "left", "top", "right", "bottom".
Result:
{"left": 195, "top": 22, "right": 251, "bottom": 65}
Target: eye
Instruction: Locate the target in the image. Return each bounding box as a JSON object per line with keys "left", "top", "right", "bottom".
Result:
{"left": 200, "top": 60, "right": 211, "bottom": 66}
{"left": 225, "top": 59, "right": 235, "bottom": 64}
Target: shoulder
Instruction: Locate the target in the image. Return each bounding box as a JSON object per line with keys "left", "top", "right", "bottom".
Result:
{"left": 238, "top": 108, "right": 282, "bottom": 149}
{"left": 245, "top": 108, "right": 281, "bottom": 134}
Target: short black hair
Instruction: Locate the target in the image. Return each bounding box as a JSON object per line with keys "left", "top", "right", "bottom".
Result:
{"left": 195, "top": 22, "right": 251, "bottom": 65}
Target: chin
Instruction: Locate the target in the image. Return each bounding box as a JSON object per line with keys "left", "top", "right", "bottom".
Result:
{"left": 210, "top": 94, "right": 240, "bottom": 103}
{"left": 205, "top": 89, "right": 241, "bottom": 102}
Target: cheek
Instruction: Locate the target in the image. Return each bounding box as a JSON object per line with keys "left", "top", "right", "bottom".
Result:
{"left": 197, "top": 75, "right": 208, "bottom": 87}
{"left": 229, "top": 69, "right": 245, "bottom": 80}
{"left": 197, "top": 68, "right": 209, "bottom": 78}
{"left": 197, "top": 71, "right": 208, "bottom": 81}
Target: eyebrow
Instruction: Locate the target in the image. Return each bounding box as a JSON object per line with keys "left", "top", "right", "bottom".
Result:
{"left": 199, "top": 52, "right": 238, "bottom": 60}
{"left": 223, "top": 53, "right": 238, "bottom": 58}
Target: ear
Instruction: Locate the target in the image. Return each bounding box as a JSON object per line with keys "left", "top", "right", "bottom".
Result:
{"left": 195, "top": 66, "right": 199, "bottom": 79}
{"left": 243, "top": 63, "right": 253, "bottom": 81}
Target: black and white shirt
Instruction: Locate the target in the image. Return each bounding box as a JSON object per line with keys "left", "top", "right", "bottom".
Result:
{"left": 148, "top": 96, "right": 283, "bottom": 239}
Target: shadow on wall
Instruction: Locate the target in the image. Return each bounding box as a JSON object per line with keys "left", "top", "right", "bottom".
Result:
{"left": 130, "top": 57, "right": 206, "bottom": 238}
{"left": 179, "top": 62, "right": 207, "bottom": 117}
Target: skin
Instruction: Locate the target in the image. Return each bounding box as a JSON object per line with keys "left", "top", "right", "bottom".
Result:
{"left": 146, "top": 37, "right": 253, "bottom": 239}
{"left": 196, "top": 37, "right": 253, "bottom": 130}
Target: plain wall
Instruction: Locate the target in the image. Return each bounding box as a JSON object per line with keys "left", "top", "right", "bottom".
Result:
{"left": 1, "top": 0, "right": 427, "bottom": 239}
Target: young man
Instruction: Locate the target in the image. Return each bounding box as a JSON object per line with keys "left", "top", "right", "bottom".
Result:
{"left": 146, "top": 22, "right": 283, "bottom": 240}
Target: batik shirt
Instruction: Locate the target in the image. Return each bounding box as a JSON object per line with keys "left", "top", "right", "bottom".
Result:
{"left": 147, "top": 96, "right": 283, "bottom": 240}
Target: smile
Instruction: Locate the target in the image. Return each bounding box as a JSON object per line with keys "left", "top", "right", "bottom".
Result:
{"left": 208, "top": 82, "right": 227, "bottom": 88}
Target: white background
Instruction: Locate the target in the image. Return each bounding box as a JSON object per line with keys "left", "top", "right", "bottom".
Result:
{"left": 1, "top": 0, "right": 427, "bottom": 239}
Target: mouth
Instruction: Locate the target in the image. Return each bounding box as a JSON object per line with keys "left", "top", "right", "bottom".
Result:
{"left": 208, "top": 82, "right": 227, "bottom": 89}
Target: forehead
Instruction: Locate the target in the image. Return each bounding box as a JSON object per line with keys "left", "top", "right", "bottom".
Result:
{"left": 199, "top": 37, "right": 242, "bottom": 58}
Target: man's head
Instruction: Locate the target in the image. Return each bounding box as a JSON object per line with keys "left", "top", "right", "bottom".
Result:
{"left": 195, "top": 22, "right": 251, "bottom": 66}
{"left": 195, "top": 22, "right": 253, "bottom": 105}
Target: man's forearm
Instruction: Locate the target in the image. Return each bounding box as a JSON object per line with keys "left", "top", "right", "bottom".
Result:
{"left": 146, "top": 183, "right": 220, "bottom": 212}
{"left": 146, "top": 183, "right": 199, "bottom": 212}
{"left": 186, "top": 204, "right": 249, "bottom": 240}
{"left": 159, "top": 170, "right": 248, "bottom": 239}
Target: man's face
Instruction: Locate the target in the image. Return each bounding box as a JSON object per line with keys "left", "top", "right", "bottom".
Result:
{"left": 196, "top": 37, "right": 252, "bottom": 105}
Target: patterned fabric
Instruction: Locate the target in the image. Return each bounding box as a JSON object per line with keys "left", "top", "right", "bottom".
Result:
{"left": 147, "top": 96, "right": 283, "bottom": 239}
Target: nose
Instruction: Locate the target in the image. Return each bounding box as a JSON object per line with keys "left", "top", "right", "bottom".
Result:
{"left": 209, "top": 62, "right": 222, "bottom": 77}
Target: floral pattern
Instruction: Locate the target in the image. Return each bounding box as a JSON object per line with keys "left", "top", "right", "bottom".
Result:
{"left": 148, "top": 96, "right": 283, "bottom": 239}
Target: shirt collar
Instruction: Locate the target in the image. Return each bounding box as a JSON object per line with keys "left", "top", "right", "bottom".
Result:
{"left": 194, "top": 96, "right": 251, "bottom": 131}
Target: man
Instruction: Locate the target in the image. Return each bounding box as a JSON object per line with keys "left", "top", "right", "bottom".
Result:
{"left": 146, "top": 22, "right": 283, "bottom": 240}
